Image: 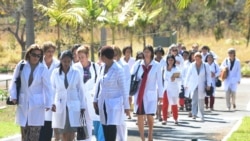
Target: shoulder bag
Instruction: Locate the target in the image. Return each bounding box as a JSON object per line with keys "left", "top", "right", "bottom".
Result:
{"left": 6, "top": 60, "right": 25, "bottom": 105}
{"left": 129, "top": 61, "right": 141, "bottom": 96}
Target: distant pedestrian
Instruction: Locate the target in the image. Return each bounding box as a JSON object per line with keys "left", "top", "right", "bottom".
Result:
{"left": 39, "top": 41, "right": 60, "bottom": 141}
{"left": 162, "top": 55, "right": 181, "bottom": 125}
{"left": 220, "top": 48, "right": 241, "bottom": 111}
{"left": 204, "top": 54, "right": 220, "bottom": 111}
{"left": 9, "top": 44, "right": 53, "bottom": 141}
{"left": 184, "top": 52, "right": 212, "bottom": 121}
{"left": 122, "top": 46, "right": 135, "bottom": 70}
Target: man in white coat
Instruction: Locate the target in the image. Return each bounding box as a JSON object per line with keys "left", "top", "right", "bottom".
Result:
{"left": 220, "top": 48, "right": 241, "bottom": 111}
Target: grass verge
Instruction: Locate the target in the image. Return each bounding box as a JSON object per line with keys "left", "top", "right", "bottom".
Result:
{"left": 227, "top": 117, "right": 250, "bottom": 141}
{"left": 0, "top": 106, "right": 20, "bottom": 138}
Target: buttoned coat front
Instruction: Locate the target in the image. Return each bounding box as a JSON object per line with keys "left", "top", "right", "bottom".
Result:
{"left": 131, "top": 60, "right": 164, "bottom": 114}
{"left": 51, "top": 67, "right": 86, "bottom": 129}
{"left": 93, "top": 62, "right": 130, "bottom": 125}
{"left": 220, "top": 58, "right": 241, "bottom": 92}
{"left": 184, "top": 62, "right": 212, "bottom": 99}
{"left": 9, "top": 61, "right": 52, "bottom": 127}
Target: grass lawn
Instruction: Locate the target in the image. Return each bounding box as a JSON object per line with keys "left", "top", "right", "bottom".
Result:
{"left": 227, "top": 117, "right": 250, "bottom": 141}
{"left": 0, "top": 105, "right": 20, "bottom": 138}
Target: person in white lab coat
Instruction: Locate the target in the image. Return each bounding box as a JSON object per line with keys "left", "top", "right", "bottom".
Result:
{"left": 182, "top": 51, "right": 196, "bottom": 116}
{"left": 51, "top": 50, "right": 86, "bottom": 141}
{"left": 220, "top": 48, "right": 241, "bottom": 111}
{"left": 93, "top": 46, "right": 130, "bottom": 141}
{"left": 39, "top": 41, "right": 60, "bottom": 141}
{"left": 71, "top": 44, "right": 81, "bottom": 63}
{"left": 204, "top": 54, "right": 221, "bottom": 111}
{"left": 184, "top": 52, "right": 212, "bottom": 121}
{"left": 122, "top": 46, "right": 135, "bottom": 70}
{"left": 131, "top": 45, "right": 164, "bottom": 141}
{"left": 154, "top": 46, "right": 165, "bottom": 122}
{"left": 113, "top": 46, "right": 131, "bottom": 141}
{"left": 162, "top": 55, "right": 181, "bottom": 125}
{"left": 9, "top": 44, "right": 53, "bottom": 141}
{"left": 73, "top": 45, "right": 100, "bottom": 141}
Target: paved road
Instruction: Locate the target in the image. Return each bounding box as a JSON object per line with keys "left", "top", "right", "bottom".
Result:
{"left": 1, "top": 76, "right": 250, "bottom": 141}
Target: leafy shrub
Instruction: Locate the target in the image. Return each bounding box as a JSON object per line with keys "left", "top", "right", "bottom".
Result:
{"left": 241, "top": 63, "right": 250, "bottom": 77}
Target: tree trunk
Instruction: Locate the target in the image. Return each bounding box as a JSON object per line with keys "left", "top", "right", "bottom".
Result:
{"left": 56, "top": 24, "right": 61, "bottom": 55}
{"left": 90, "top": 22, "right": 95, "bottom": 61}
{"left": 246, "top": 14, "right": 250, "bottom": 47}
{"left": 111, "top": 26, "right": 115, "bottom": 44}
{"left": 24, "top": 0, "right": 35, "bottom": 47}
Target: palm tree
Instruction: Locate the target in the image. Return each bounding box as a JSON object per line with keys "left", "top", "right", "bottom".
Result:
{"left": 129, "top": 4, "right": 162, "bottom": 48}
{"left": 37, "top": 0, "right": 73, "bottom": 54}
{"left": 99, "top": 0, "right": 136, "bottom": 44}
{"left": 70, "top": 0, "right": 103, "bottom": 61}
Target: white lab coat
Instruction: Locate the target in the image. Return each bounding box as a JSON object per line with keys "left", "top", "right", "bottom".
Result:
{"left": 207, "top": 62, "right": 221, "bottom": 88}
{"left": 220, "top": 58, "right": 241, "bottom": 91}
{"left": 116, "top": 60, "right": 130, "bottom": 141}
{"left": 163, "top": 67, "right": 181, "bottom": 105}
{"left": 43, "top": 58, "right": 60, "bottom": 121}
{"left": 182, "top": 61, "right": 192, "bottom": 97}
{"left": 73, "top": 62, "right": 100, "bottom": 121}
{"left": 122, "top": 57, "right": 135, "bottom": 71}
{"left": 51, "top": 67, "right": 86, "bottom": 129}
{"left": 9, "top": 61, "right": 52, "bottom": 127}
{"left": 131, "top": 60, "right": 164, "bottom": 114}
{"left": 184, "top": 62, "right": 212, "bottom": 99}
{"left": 94, "top": 62, "right": 130, "bottom": 125}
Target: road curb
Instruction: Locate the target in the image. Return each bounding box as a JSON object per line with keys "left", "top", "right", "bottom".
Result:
{"left": 221, "top": 117, "right": 243, "bottom": 141}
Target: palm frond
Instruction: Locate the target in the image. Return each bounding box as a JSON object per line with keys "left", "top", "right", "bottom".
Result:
{"left": 176, "top": 0, "right": 192, "bottom": 9}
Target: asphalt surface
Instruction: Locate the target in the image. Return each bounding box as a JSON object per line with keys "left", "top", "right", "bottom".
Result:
{"left": 0, "top": 73, "right": 250, "bottom": 141}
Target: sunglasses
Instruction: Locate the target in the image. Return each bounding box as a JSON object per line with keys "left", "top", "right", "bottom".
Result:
{"left": 30, "top": 53, "right": 42, "bottom": 58}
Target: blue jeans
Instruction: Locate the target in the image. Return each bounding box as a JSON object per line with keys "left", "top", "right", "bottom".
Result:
{"left": 93, "top": 121, "right": 105, "bottom": 141}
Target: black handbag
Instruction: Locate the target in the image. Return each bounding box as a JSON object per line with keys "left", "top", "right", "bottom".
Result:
{"left": 6, "top": 61, "right": 25, "bottom": 105}
{"left": 77, "top": 114, "right": 89, "bottom": 140}
{"left": 129, "top": 62, "right": 141, "bottom": 96}
{"left": 215, "top": 77, "right": 222, "bottom": 87}
{"left": 204, "top": 64, "right": 214, "bottom": 96}
{"left": 214, "top": 64, "right": 222, "bottom": 87}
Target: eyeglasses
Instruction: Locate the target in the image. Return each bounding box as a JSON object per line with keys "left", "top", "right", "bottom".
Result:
{"left": 172, "top": 50, "right": 178, "bottom": 52}
{"left": 30, "top": 53, "right": 42, "bottom": 58}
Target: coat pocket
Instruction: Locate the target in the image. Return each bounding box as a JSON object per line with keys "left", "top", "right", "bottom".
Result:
{"left": 106, "top": 97, "right": 123, "bottom": 109}
{"left": 67, "top": 101, "right": 81, "bottom": 112}
{"left": 30, "top": 94, "right": 44, "bottom": 108}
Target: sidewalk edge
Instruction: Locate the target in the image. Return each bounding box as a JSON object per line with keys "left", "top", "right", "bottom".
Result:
{"left": 221, "top": 117, "right": 243, "bottom": 141}
{"left": 0, "top": 134, "right": 21, "bottom": 141}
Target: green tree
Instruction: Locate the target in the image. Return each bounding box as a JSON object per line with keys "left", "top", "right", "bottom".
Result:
{"left": 37, "top": 0, "right": 73, "bottom": 54}
{"left": 70, "top": 0, "right": 103, "bottom": 61}
{"left": 129, "top": 4, "right": 162, "bottom": 48}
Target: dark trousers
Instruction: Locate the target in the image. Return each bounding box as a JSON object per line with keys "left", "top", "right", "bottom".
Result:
{"left": 39, "top": 121, "right": 53, "bottom": 141}
{"left": 102, "top": 102, "right": 117, "bottom": 141}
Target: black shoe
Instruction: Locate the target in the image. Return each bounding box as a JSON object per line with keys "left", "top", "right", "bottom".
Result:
{"left": 159, "top": 118, "right": 163, "bottom": 122}
{"left": 233, "top": 104, "right": 236, "bottom": 109}
{"left": 179, "top": 106, "right": 184, "bottom": 111}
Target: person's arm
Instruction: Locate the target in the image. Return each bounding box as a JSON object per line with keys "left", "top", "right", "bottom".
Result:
{"left": 215, "top": 63, "right": 221, "bottom": 77}
{"left": 236, "top": 60, "right": 241, "bottom": 83}
{"left": 156, "top": 64, "right": 164, "bottom": 98}
{"left": 50, "top": 69, "right": 57, "bottom": 112}
{"left": 118, "top": 68, "right": 130, "bottom": 110}
{"left": 9, "top": 61, "right": 22, "bottom": 101}
{"left": 205, "top": 64, "right": 212, "bottom": 87}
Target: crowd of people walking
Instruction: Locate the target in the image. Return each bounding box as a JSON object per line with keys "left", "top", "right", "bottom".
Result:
{"left": 8, "top": 42, "right": 241, "bottom": 141}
